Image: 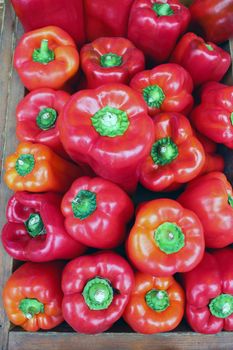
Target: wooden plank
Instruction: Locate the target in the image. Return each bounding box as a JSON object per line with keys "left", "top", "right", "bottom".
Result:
{"left": 8, "top": 330, "right": 233, "bottom": 350}
{"left": 0, "top": 1, "right": 24, "bottom": 350}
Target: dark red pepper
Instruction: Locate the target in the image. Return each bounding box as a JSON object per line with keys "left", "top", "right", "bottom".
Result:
{"left": 84, "top": 0, "right": 134, "bottom": 41}
{"left": 183, "top": 249, "right": 233, "bottom": 334}
{"left": 16, "top": 88, "right": 70, "bottom": 159}
{"left": 10, "top": 0, "right": 85, "bottom": 47}
{"left": 127, "top": 0, "right": 191, "bottom": 63}
{"left": 189, "top": 0, "right": 233, "bottom": 44}
{"left": 1, "top": 192, "right": 86, "bottom": 261}
{"left": 61, "top": 176, "right": 134, "bottom": 249}
{"left": 81, "top": 37, "right": 145, "bottom": 88}
{"left": 62, "top": 251, "right": 134, "bottom": 334}
{"left": 170, "top": 32, "right": 231, "bottom": 87}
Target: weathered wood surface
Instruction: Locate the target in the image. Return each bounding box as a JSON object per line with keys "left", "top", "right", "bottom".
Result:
{"left": 7, "top": 329, "right": 233, "bottom": 350}
{"left": 0, "top": 1, "right": 24, "bottom": 350}
{"left": 1, "top": 0, "right": 233, "bottom": 349}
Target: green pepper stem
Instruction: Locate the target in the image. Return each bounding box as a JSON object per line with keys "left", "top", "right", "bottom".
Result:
{"left": 32, "top": 39, "right": 55, "bottom": 64}
{"left": 72, "top": 190, "right": 97, "bottom": 220}
{"left": 36, "top": 108, "right": 57, "bottom": 130}
{"left": 152, "top": 3, "right": 174, "bottom": 16}
{"left": 228, "top": 195, "right": 233, "bottom": 208}
{"left": 15, "top": 154, "right": 35, "bottom": 176}
{"left": 145, "top": 289, "right": 170, "bottom": 312}
{"left": 91, "top": 106, "right": 129, "bottom": 137}
{"left": 209, "top": 294, "right": 233, "bottom": 318}
{"left": 19, "top": 298, "right": 44, "bottom": 319}
{"left": 151, "top": 137, "right": 178, "bottom": 166}
{"left": 143, "top": 85, "right": 165, "bottom": 108}
{"left": 100, "top": 53, "right": 122, "bottom": 68}
{"left": 82, "top": 277, "right": 114, "bottom": 310}
{"left": 230, "top": 112, "right": 233, "bottom": 126}
{"left": 155, "top": 222, "right": 185, "bottom": 254}
{"left": 24, "top": 213, "right": 46, "bottom": 237}
{"left": 205, "top": 44, "right": 214, "bottom": 51}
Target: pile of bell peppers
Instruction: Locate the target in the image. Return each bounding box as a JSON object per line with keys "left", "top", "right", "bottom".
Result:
{"left": 2, "top": 0, "right": 233, "bottom": 336}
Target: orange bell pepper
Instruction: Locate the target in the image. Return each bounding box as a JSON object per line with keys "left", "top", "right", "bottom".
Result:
{"left": 4, "top": 142, "right": 82, "bottom": 193}
{"left": 123, "top": 272, "right": 185, "bottom": 334}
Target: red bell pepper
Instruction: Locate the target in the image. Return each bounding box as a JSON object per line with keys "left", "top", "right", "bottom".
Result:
{"left": 80, "top": 37, "right": 145, "bottom": 89}
{"left": 179, "top": 172, "right": 233, "bottom": 248}
{"left": 16, "top": 88, "right": 70, "bottom": 158}
{"left": 84, "top": 0, "right": 134, "bottom": 41}
{"left": 1, "top": 192, "right": 86, "bottom": 262}
{"left": 183, "top": 249, "right": 233, "bottom": 334}
{"left": 3, "top": 261, "right": 64, "bottom": 331}
{"left": 62, "top": 251, "right": 134, "bottom": 334}
{"left": 61, "top": 176, "right": 134, "bottom": 249}
{"left": 139, "top": 112, "right": 205, "bottom": 192}
{"left": 10, "top": 0, "right": 85, "bottom": 47}
{"left": 58, "top": 84, "right": 154, "bottom": 193}
{"left": 191, "top": 82, "right": 233, "bottom": 149}
{"left": 127, "top": 198, "right": 204, "bottom": 276}
{"left": 189, "top": 0, "right": 233, "bottom": 44}
{"left": 4, "top": 142, "right": 83, "bottom": 193}
{"left": 14, "top": 26, "right": 79, "bottom": 91}
{"left": 127, "top": 0, "right": 191, "bottom": 64}
{"left": 195, "top": 132, "right": 224, "bottom": 175}
{"left": 123, "top": 272, "right": 185, "bottom": 333}
{"left": 170, "top": 32, "right": 231, "bottom": 87}
{"left": 130, "top": 63, "right": 193, "bottom": 117}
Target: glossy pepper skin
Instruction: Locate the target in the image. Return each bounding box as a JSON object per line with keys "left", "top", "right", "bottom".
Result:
{"left": 62, "top": 251, "right": 134, "bottom": 334}
{"left": 170, "top": 32, "right": 231, "bottom": 87}
{"left": 130, "top": 64, "right": 193, "bottom": 117}
{"left": 179, "top": 172, "right": 233, "bottom": 248}
{"left": 84, "top": 0, "right": 134, "bottom": 41}
{"left": 189, "top": 0, "right": 233, "bottom": 44}
{"left": 183, "top": 249, "right": 233, "bottom": 334}
{"left": 195, "top": 132, "right": 224, "bottom": 175}
{"left": 14, "top": 26, "right": 79, "bottom": 91}
{"left": 58, "top": 84, "right": 154, "bottom": 193}
{"left": 127, "top": 0, "right": 191, "bottom": 64}
{"left": 139, "top": 112, "right": 205, "bottom": 192}
{"left": 123, "top": 272, "right": 185, "bottom": 333}
{"left": 4, "top": 142, "right": 82, "bottom": 193}
{"left": 10, "top": 0, "right": 85, "bottom": 47}
{"left": 1, "top": 192, "right": 86, "bottom": 262}
{"left": 61, "top": 177, "right": 134, "bottom": 249}
{"left": 80, "top": 37, "right": 145, "bottom": 89}
{"left": 16, "top": 88, "right": 70, "bottom": 158}
{"left": 3, "top": 261, "right": 64, "bottom": 331}
{"left": 191, "top": 82, "right": 233, "bottom": 149}
{"left": 127, "top": 198, "right": 204, "bottom": 276}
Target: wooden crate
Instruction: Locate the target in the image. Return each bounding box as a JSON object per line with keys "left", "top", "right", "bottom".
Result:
{"left": 1, "top": 1, "right": 233, "bottom": 349}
